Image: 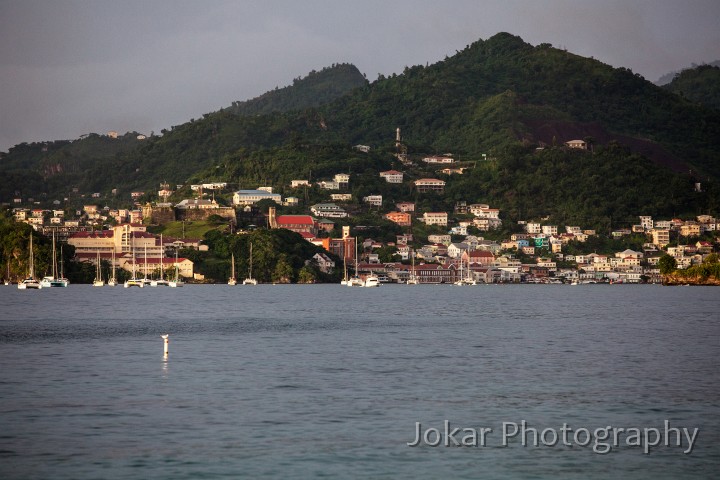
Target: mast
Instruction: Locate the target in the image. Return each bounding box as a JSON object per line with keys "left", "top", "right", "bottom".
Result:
{"left": 248, "top": 243, "right": 253, "bottom": 280}
{"left": 159, "top": 234, "right": 164, "bottom": 280}
{"left": 131, "top": 231, "right": 136, "bottom": 280}
{"left": 354, "top": 237, "right": 359, "bottom": 277}
{"left": 60, "top": 244, "right": 65, "bottom": 278}
{"left": 51, "top": 229, "right": 57, "bottom": 278}
{"left": 343, "top": 251, "right": 348, "bottom": 282}
{"left": 29, "top": 231, "right": 34, "bottom": 278}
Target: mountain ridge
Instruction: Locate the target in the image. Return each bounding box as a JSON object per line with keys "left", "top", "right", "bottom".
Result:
{"left": 2, "top": 32, "right": 719, "bottom": 227}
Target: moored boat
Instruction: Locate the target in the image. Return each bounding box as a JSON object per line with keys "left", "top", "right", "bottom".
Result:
{"left": 18, "top": 232, "right": 41, "bottom": 289}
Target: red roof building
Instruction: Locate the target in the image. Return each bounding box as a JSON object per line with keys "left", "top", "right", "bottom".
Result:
{"left": 275, "top": 215, "right": 317, "bottom": 236}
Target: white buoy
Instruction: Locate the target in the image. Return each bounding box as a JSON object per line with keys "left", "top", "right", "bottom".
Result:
{"left": 161, "top": 334, "right": 169, "bottom": 356}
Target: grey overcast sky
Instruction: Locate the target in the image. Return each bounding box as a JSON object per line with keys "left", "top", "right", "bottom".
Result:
{"left": 1, "top": 0, "right": 719, "bottom": 153}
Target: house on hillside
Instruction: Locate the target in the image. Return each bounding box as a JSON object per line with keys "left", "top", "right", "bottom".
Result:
{"left": 565, "top": 139, "right": 587, "bottom": 150}
{"left": 414, "top": 178, "right": 446, "bottom": 193}
{"left": 384, "top": 211, "right": 412, "bottom": 227}
{"left": 232, "top": 190, "right": 282, "bottom": 205}
{"left": 380, "top": 170, "right": 404, "bottom": 183}
{"left": 422, "top": 212, "right": 448, "bottom": 226}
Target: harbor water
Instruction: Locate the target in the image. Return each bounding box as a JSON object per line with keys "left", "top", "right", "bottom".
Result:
{"left": 1, "top": 284, "right": 719, "bottom": 479}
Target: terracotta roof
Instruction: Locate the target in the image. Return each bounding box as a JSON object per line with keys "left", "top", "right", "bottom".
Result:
{"left": 276, "top": 215, "right": 314, "bottom": 225}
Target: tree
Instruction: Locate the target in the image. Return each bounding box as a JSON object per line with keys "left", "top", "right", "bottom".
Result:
{"left": 658, "top": 254, "right": 677, "bottom": 274}
{"left": 298, "top": 266, "right": 317, "bottom": 283}
{"left": 272, "top": 254, "right": 293, "bottom": 283}
{"left": 376, "top": 245, "right": 399, "bottom": 263}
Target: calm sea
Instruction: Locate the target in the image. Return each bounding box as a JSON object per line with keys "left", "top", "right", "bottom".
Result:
{"left": 0, "top": 284, "right": 718, "bottom": 479}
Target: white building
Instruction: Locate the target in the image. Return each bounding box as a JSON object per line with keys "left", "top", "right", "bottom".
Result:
{"left": 363, "top": 195, "right": 383, "bottom": 207}
{"left": 333, "top": 173, "right": 350, "bottom": 185}
{"left": 414, "top": 178, "right": 446, "bottom": 193}
{"left": 639, "top": 216, "right": 654, "bottom": 230}
{"left": 422, "top": 156, "right": 454, "bottom": 164}
{"left": 526, "top": 222, "right": 542, "bottom": 234}
{"left": 423, "top": 212, "right": 448, "bottom": 226}
{"left": 310, "top": 203, "right": 348, "bottom": 218}
{"left": 379, "top": 170, "right": 403, "bottom": 183}
{"left": 331, "top": 193, "right": 352, "bottom": 202}
{"left": 232, "top": 190, "right": 282, "bottom": 205}
{"left": 317, "top": 180, "right": 340, "bottom": 190}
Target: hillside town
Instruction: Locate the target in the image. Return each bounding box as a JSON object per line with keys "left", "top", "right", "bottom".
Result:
{"left": 8, "top": 134, "right": 719, "bottom": 284}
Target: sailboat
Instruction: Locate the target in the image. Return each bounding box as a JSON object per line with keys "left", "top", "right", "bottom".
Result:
{"left": 453, "top": 255, "right": 476, "bottom": 286}
{"left": 347, "top": 237, "right": 364, "bottom": 287}
{"left": 141, "top": 244, "right": 152, "bottom": 287}
{"left": 4, "top": 260, "right": 10, "bottom": 285}
{"left": 107, "top": 249, "right": 117, "bottom": 286}
{"left": 168, "top": 249, "right": 184, "bottom": 287}
{"left": 18, "top": 231, "right": 41, "bottom": 289}
{"left": 242, "top": 243, "right": 258, "bottom": 285}
{"left": 406, "top": 249, "right": 419, "bottom": 285}
{"left": 124, "top": 232, "right": 144, "bottom": 287}
{"left": 93, "top": 250, "right": 105, "bottom": 286}
{"left": 57, "top": 244, "right": 69, "bottom": 287}
{"left": 228, "top": 253, "right": 237, "bottom": 285}
{"left": 41, "top": 229, "right": 68, "bottom": 287}
{"left": 340, "top": 248, "right": 349, "bottom": 286}
{"left": 150, "top": 234, "right": 169, "bottom": 286}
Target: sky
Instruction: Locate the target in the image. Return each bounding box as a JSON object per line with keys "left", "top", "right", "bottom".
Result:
{"left": 1, "top": 0, "right": 719, "bottom": 153}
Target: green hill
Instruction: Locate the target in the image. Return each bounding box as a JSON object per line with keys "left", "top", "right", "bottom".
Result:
{"left": 2, "top": 33, "right": 720, "bottom": 228}
{"left": 228, "top": 63, "right": 367, "bottom": 116}
{"left": 663, "top": 64, "right": 720, "bottom": 111}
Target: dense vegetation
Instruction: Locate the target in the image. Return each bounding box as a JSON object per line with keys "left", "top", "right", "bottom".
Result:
{"left": 0, "top": 208, "right": 85, "bottom": 283}
{"left": 2, "top": 32, "right": 720, "bottom": 230}
{"left": 227, "top": 63, "right": 367, "bottom": 116}
{"left": 180, "top": 228, "right": 339, "bottom": 283}
{"left": 0, "top": 132, "right": 143, "bottom": 204}
{"left": 663, "top": 64, "right": 720, "bottom": 111}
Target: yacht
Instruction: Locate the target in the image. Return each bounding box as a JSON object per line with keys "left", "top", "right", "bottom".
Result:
{"left": 92, "top": 250, "right": 105, "bottom": 287}
{"left": 168, "top": 250, "right": 184, "bottom": 287}
{"left": 124, "top": 232, "right": 144, "bottom": 287}
{"left": 363, "top": 273, "right": 380, "bottom": 287}
{"left": 242, "top": 243, "right": 258, "bottom": 285}
{"left": 40, "top": 229, "right": 69, "bottom": 288}
{"left": 18, "top": 232, "right": 41, "bottom": 289}
{"left": 150, "top": 235, "right": 169, "bottom": 286}
{"left": 107, "top": 249, "right": 117, "bottom": 286}
{"left": 453, "top": 257, "right": 477, "bottom": 286}
{"left": 228, "top": 253, "right": 237, "bottom": 285}
{"left": 406, "top": 249, "right": 419, "bottom": 285}
{"left": 346, "top": 237, "right": 363, "bottom": 286}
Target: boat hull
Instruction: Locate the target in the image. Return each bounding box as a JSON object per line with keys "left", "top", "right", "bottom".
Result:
{"left": 18, "top": 279, "right": 41, "bottom": 289}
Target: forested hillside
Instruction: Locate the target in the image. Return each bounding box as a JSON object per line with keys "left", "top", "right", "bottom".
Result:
{"left": 663, "top": 64, "right": 720, "bottom": 111}
{"left": 2, "top": 33, "right": 719, "bottom": 228}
